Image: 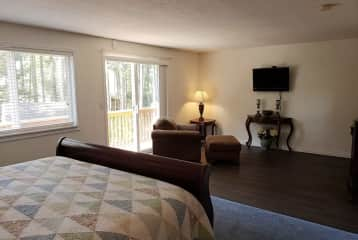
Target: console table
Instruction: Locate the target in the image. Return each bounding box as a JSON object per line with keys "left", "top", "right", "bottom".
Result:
{"left": 245, "top": 114, "right": 294, "bottom": 151}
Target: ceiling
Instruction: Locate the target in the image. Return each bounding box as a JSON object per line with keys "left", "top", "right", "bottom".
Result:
{"left": 0, "top": 0, "right": 357, "bottom": 52}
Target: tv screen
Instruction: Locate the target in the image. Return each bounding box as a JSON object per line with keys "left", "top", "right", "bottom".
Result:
{"left": 253, "top": 67, "right": 289, "bottom": 91}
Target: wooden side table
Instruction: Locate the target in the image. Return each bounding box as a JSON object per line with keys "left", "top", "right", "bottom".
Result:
{"left": 190, "top": 118, "right": 216, "bottom": 140}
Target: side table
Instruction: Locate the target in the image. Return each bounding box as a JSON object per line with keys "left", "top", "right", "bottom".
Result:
{"left": 190, "top": 118, "right": 216, "bottom": 140}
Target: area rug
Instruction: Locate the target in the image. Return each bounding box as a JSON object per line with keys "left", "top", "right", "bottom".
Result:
{"left": 212, "top": 196, "right": 358, "bottom": 240}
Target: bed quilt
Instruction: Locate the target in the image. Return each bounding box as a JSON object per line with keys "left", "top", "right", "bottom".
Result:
{"left": 0, "top": 156, "right": 214, "bottom": 240}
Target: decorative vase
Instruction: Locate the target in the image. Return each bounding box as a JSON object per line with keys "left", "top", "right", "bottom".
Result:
{"left": 260, "top": 138, "right": 273, "bottom": 150}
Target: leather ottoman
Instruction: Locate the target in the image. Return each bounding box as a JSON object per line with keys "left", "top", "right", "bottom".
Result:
{"left": 205, "top": 135, "right": 241, "bottom": 164}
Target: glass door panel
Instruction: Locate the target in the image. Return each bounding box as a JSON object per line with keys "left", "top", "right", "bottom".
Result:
{"left": 105, "top": 60, "right": 137, "bottom": 151}
{"left": 105, "top": 59, "right": 160, "bottom": 152}
{"left": 138, "top": 64, "right": 160, "bottom": 151}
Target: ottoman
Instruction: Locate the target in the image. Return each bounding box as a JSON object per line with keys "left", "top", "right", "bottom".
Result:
{"left": 205, "top": 135, "right": 241, "bottom": 164}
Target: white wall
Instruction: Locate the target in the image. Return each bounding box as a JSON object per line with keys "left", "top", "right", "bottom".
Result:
{"left": 199, "top": 39, "right": 358, "bottom": 158}
{"left": 1, "top": 23, "right": 356, "bottom": 163}
{"left": 0, "top": 22, "right": 199, "bottom": 165}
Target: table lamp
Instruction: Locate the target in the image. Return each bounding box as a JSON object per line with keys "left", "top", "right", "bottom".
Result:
{"left": 194, "top": 90, "right": 208, "bottom": 121}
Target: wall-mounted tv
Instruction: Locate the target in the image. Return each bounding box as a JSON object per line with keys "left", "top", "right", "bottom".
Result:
{"left": 253, "top": 67, "right": 289, "bottom": 91}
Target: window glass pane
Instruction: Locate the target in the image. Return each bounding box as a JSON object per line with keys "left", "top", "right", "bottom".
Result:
{"left": 106, "top": 60, "right": 134, "bottom": 112}
{"left": 139, "top": 64, "right": 159, "bottom": 108}
{"left": 0, "top": 49, "right": 76, "bottom": 136}
{"left": 0, "top": 51, "right": 9, "bottom": 119}
{"left": 105, "top": 60, "right": 136, "bottom": 150}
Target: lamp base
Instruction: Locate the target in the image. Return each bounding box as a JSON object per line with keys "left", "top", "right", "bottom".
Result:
{"left": 199, "top": 102, "right": 204, "bottom": 121}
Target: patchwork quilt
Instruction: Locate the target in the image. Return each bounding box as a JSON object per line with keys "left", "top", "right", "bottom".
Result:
{"left": 0, "top": 156, "right": 214, "bottom": 240}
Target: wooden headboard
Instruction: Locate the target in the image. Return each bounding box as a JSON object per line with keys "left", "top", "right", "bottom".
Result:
{"left": 56, "top": 137, "right": 213, "bottom": 224}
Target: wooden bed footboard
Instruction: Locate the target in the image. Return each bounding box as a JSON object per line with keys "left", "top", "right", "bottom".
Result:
{"left": 56, "top": 137, "right": 213, "bottom": 224}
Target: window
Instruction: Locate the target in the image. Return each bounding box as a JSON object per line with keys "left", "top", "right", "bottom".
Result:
{"left": 0, "top": 48, "right": 77, "bottom": 138}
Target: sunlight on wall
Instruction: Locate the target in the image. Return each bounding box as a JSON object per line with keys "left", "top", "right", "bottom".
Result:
{"left": 175, "top": 102, "right": 198, "bottom": 123}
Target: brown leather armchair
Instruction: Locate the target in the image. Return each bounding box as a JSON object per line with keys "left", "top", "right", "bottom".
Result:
{"left": 152, "top": 118, "right": 202, "bottom": 163}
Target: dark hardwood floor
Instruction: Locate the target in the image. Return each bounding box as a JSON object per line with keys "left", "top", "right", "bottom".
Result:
{"left": 209, "top": 146, "right": 358, "bottom": 233}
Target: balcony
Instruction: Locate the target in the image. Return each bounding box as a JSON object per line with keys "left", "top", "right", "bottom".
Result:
{"left": 107, "top": 107, "right": 157, "bottom": 151}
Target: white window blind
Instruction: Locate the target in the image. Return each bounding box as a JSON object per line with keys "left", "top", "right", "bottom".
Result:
{"left": 0, "top": 49, "right": 77, "bottom": 137}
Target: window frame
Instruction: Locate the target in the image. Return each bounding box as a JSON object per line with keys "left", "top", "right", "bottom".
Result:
{"left": 0, "top": 46, "right": 79, "bottom": 141}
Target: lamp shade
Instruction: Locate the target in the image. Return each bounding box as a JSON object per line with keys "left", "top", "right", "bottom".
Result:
{"left": 194, "top": 90, "right": 208, "bottom": 103}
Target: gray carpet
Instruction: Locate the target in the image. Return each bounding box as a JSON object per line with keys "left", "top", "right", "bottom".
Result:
{"left": 212, "top": 196, "right": 358, "bottom": 240}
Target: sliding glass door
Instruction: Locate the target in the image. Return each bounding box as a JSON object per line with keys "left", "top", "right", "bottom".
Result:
{"left": 137, "top": 63, "right": 160, "bottom": 151}
{"left": 105, "top": 59, "right": 160, "bottom": 151}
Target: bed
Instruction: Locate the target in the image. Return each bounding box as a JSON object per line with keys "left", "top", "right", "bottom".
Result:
{"left": 0, "top": 137, "right": 214, "bottom": 240}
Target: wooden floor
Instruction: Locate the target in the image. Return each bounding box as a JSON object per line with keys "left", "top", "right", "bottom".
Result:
{"left": 209, "top": 146, "right": 358, "bottom": 233}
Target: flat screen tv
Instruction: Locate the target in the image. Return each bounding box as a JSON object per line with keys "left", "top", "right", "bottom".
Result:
{"left": 253, "top": 67, "right": 289, "bottom": 91}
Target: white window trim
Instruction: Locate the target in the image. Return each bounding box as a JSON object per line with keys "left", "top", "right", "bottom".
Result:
{"left": 0, "top": 47, "right": 79, "bottom": 142}
{"left": 102, "top": 51, "right": 171, "bottom": 66}
{"left": 0, "top": 125, "right": 80, "bottom": 143}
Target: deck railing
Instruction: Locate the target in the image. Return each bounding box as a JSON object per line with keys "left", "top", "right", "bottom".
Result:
{"left": 107, "top": 107, "right": 157, "bottom": 149}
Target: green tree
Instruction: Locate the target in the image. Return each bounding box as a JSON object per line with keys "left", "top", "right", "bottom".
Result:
{"left": 0, "top": 52, "right": 9, "bottom": 105}
{"left": 141, "top": 64, "right": 153, "bottom": 108}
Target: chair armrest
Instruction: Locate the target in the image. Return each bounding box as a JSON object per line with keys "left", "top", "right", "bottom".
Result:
{"left": 177, "top": 124, "right": 199, "bottom": 131}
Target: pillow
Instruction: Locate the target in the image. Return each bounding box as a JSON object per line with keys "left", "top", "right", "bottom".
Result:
{"left": 153, "top": 118, "right": 177, "bottom": 130}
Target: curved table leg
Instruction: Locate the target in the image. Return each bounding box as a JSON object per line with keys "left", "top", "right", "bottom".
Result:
{"left": 287, "top": 120, "right": 294, "bottom": 151}
{"left": 276, "top": 122, "right": 281, "bottom": 148}
{"left": 211, "top": 123, "right": 216, "bottom": 135}
{"left": 245, "top": 118, "right": 252, "bottom": 148}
